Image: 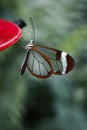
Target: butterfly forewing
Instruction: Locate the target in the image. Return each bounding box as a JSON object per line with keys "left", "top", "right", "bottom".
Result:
{"left": 26, "top": 49, "right": 53, "bottom": 78}
{"left": 34, "top": 45, "right": 75, "bottom": 75}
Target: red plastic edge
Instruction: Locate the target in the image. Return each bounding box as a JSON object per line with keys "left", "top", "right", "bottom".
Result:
{"left": 0, "top": 19, "right": 22, "bottom": 51}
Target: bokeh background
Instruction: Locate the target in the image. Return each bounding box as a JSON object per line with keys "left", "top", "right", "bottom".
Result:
{"left": 0, "top": 0, "right": 87, "bottom": 130}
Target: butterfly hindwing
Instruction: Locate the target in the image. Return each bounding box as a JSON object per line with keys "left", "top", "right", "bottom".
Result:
{"left": 26, "top": 48, "right": 53, "bottom": 78}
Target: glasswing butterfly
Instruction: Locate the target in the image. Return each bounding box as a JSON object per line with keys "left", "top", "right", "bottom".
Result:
{"left": 21, "top": 17, "right": 75, "bottom": 79}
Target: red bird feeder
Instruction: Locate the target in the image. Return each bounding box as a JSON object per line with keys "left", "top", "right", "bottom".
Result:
{"left": 0, "top": 19, "right": 22, "bottom": 51}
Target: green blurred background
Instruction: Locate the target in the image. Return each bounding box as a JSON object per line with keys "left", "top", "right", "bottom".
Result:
{"left": 0, "top": 0, "right": 87, "bottom": 130}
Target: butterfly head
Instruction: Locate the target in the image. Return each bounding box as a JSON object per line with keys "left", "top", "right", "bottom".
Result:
{"left": 25, "top": 40, "right": 34, "bottom": 50}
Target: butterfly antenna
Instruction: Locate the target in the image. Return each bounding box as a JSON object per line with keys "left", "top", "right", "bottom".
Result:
{"left": 29, "top": 17, "right": 35, "bottom": 42}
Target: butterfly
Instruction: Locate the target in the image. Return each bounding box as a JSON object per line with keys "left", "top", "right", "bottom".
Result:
{"left": 21, "top": 17, "right": 75, "bottom": 79}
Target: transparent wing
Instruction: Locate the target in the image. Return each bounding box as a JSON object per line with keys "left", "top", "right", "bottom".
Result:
{"left": 34, "top": 45, "right": 75, "bottom": 75}
{"left": 26, "top": 49, "right": 53, "bottom": 78}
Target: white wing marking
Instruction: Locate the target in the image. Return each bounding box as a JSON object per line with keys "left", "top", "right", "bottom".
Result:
{"left": 61, "top": 52, "right": 67, "bottom": 74}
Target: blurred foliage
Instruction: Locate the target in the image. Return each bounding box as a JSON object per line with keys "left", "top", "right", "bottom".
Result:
{"left": 0, "top": 0, "right": 87, "bottom": 130}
